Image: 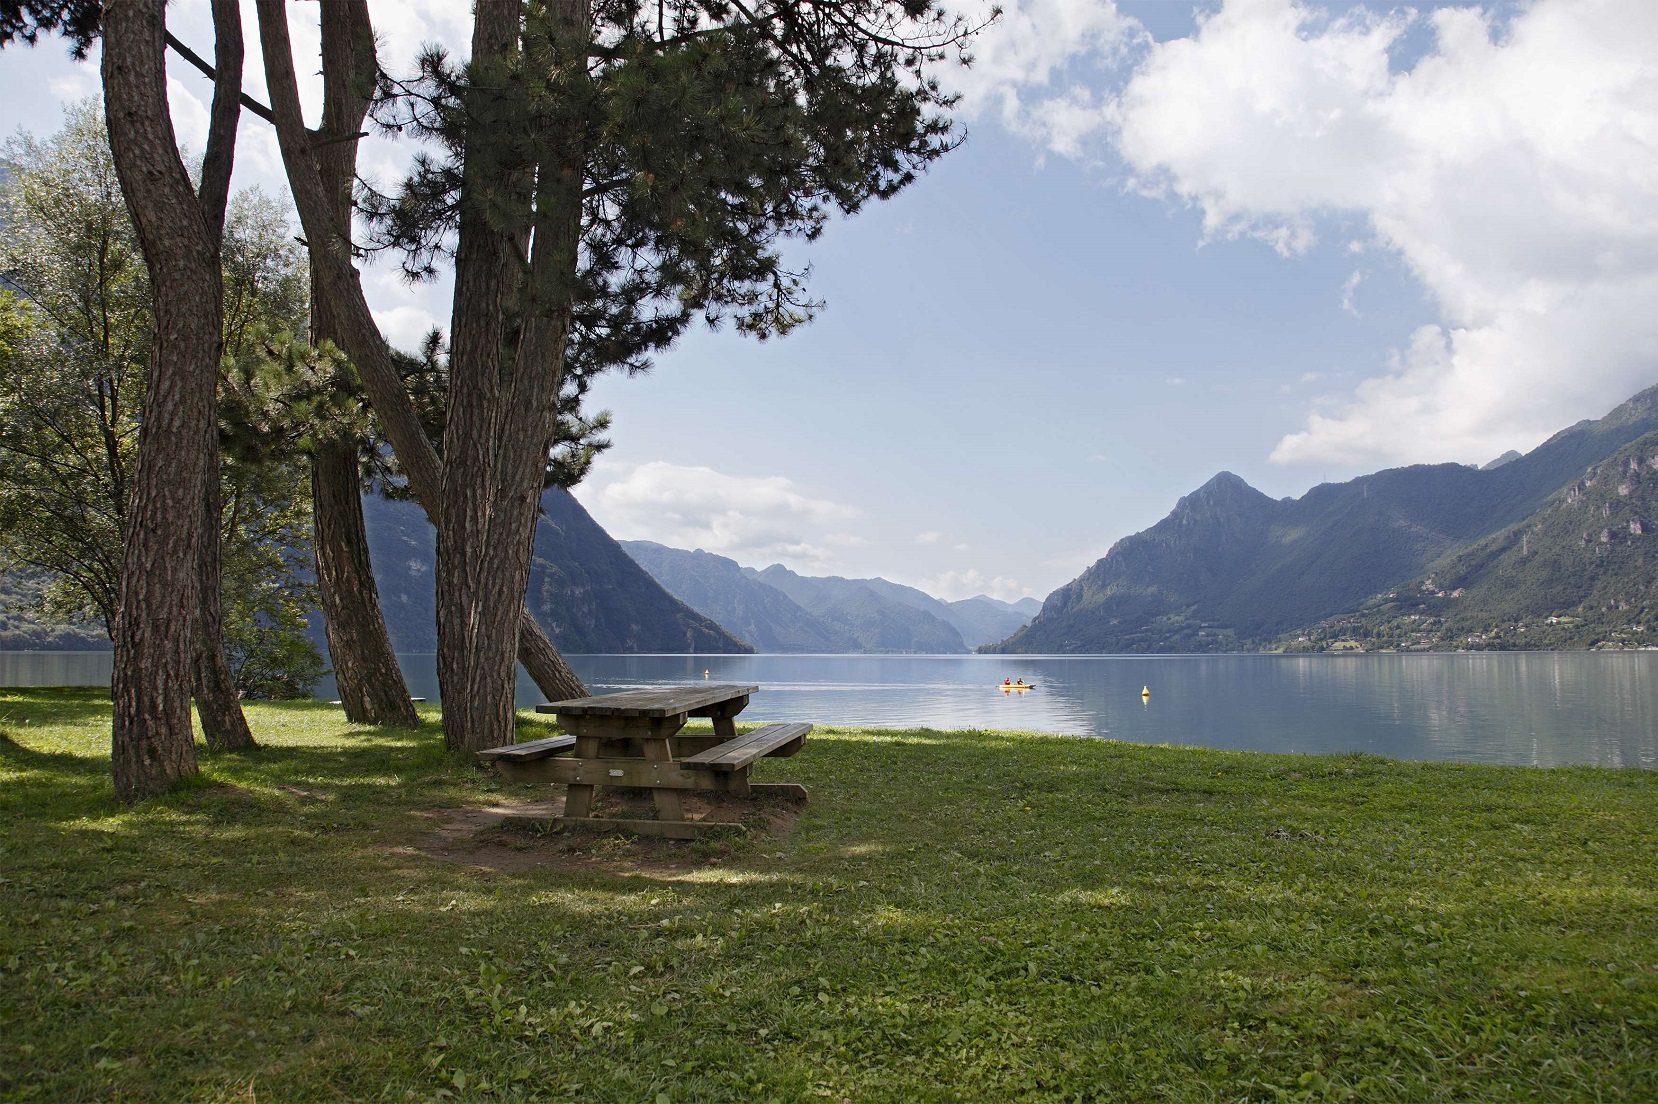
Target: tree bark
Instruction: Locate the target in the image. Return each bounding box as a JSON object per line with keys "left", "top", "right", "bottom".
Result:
{"left": 306, "top": 0, "right": 418, "bottom": 728}
{"left": 256, "top": 0, "right": 586, "bottom": 744}
{"left": 103, "top": 0, "right": 237, "bottom": 799}
{"left": 436, "top": 0, "right": 525, "bottom": 753}
{"left": 193, "top": 446, "right": 257, "bottom": 750}
{"left": 190, "top": 0, "right": 256, "bottom": 751}
{"left": 312, "top": 443, "right": 418, "bottom": 726}
{"left": 439, "top": 0, "right": 590, "bottom": 752}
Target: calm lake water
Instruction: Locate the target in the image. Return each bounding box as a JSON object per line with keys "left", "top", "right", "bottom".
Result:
{"left": 10, "top": 651, "right": 1658, "bottom": 769}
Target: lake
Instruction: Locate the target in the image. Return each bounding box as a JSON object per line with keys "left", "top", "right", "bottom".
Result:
{"left": 9, "top": 650, "right": 1658, "bottom": 769}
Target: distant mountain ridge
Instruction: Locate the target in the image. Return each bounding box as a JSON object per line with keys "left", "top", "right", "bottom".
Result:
{"left": 365, "top": 488, "right": 751, "bottom": 655}
{"left": 620, "top": 542, "right": 1037, "bottom": 652}
{"left": 990, "top": 383, "right": 1658, "bottom": 654}
{"left": 618, "top": 542, "right": 857, "bottom": 653}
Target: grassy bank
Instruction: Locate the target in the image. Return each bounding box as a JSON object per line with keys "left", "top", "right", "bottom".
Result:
{"left": 2, "top": 688, "right": 1656, "bottom": 1103}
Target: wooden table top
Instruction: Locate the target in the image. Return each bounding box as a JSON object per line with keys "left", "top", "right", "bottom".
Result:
{"left": 534, "top": 683, "right": 759, "bottom": 719}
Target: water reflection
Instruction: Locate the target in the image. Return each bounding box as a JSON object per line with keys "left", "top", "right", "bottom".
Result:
{"left": 8, "top": 650, "right": 1657, "bottom": 768}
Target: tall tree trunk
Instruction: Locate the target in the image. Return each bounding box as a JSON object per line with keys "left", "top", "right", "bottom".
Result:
{"left": 103, "top": 0, "right": 242, "bottom": 800}
{"left": 306, "top": 0, "right": 418, "bottom": 728}
{"left": 439, "top": 0, "right": 590, "bottom": 752}
{"left": 257, "top": 0, "right": 586, "bottom": 746}
{"left": 312, "top": 443, "right": 418, "bottom": 725}
{"left": 193, "top": 446, "right": 256, "bottom": 749}
{"left": 437, "top": 1, "right": 523, "bottom": 753}
{"left": 190, "top": 0, "right": 256, "bottom": 751}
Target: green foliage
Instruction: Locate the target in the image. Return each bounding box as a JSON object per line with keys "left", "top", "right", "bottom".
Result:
{"left": 3, "top": 689, "right": 1657, "bottom": 1101}
{"left": 362, "top": 0, "right": 976, "bottom": 383}
{"left": 0, "top": 99, "right": 149, "bottom": 632}
{"left": 0, "top": 107, "right": 323, "bottom": 694}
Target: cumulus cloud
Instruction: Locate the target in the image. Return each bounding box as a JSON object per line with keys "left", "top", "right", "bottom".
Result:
{"left": 914, "top": 531, "right": 942, "bottom": 544}
{"left": 576, "top": 461, "right": 858, "bottom": 567}
{"left": 918, "top": 568, "right": 1031, "bottom": 602}
{"left": 941, "top": 0, "right": 1140, "bottom": 135}
{"left": 1092, "top": 0, "right": 1658, "bottom": 467}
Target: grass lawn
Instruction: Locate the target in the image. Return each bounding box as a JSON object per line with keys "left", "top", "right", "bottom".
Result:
{"left": 2, "top": 686, "right": 1656, "bottom": 1102}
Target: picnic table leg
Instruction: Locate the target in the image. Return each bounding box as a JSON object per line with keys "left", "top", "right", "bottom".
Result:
{"left": 709, "top": 695, "right": 748, "bottom": 741}
{"left": 641, "top": 734, "right": 684, "bottom": 823}
{"left": 564, "top": 733, "right": 601, "bottom": 819}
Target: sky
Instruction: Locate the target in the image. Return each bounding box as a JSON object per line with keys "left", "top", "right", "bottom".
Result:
{"left": 2, "top": 0, "right": 1654, "bottom": 603}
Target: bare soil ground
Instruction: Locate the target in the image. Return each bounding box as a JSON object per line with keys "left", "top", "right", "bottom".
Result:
{"left": 406, "top": 789, "right": 804, "bottom": 875}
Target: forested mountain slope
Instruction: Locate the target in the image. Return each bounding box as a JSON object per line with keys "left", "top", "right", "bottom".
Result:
{"left": 990, "top": 384, "right": 1658, "bottom": 654}
{"left": 364, "top": 488, "right": 751, "bottom": 655}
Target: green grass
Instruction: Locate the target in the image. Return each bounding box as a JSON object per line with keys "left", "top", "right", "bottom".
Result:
{"left": 2, "top": 687, "right": 1656, "bottom": 1103}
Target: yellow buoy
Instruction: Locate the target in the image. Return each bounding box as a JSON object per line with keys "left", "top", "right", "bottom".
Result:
{"left": 1141, "top": 685, "right": 1151, "bottom": 700}
{"left": 704, "top": 669, "right": 710, "bottom": 680}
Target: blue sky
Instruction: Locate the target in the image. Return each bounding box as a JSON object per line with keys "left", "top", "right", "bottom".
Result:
{"left": 3, "top": 0, "right": 1654, "bottom": 602}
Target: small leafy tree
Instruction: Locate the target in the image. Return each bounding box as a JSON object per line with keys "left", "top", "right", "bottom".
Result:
{"left": 0, "top": 104, "right": 325, "bottom": 699}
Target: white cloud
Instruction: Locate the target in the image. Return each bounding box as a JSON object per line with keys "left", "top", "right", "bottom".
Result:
{"left": 914, "top": 531, "right": 942, "bottom": 544}
{"left": 942, "top": 0, "right": 1140, "bottom": 134}
{"left": 576, "top": 461, "right": 858, "bottom": 567}
{"left": 918, "top": 568, "right": 1030, "bottom": 602}
{"left": 367, "top": 304, "right": 442, "bottom": 354}
{"left": 1340, "top": 270, "right": 1363, "bottom": 315}
{"left": 1091, "top": 0, "right": 1658, "bottom": 467}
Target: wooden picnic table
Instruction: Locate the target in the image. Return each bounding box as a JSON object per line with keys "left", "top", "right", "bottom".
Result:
{"left": 476, "top": 683, "right": 811, "bottom": 839}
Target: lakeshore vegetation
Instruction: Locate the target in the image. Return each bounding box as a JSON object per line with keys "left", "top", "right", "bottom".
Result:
{"left": 3, "top": 688, "right": 1655, "bottom": 1102}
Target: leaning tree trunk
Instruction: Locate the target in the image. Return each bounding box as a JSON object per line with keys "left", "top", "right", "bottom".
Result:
{"left": 193, "top": 446, "right": 256, "bottom": 749}
{"left": 103, "top": 0, "right": 241, "bottom": 800}
{"left": 306, "top": 0, "right": 418, "bottom": 727}
{"left": 258, "top": 0, "right": 586, "bottom": 746}
{"left": 190, "top": 0, "right": 255, "bottom": 752}
{"left": 312, "top": 443, "right": 418, "bottom": 726}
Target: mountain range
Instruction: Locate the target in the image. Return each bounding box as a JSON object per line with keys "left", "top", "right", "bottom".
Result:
{"left": 620, "top": 541, "right": 1036, "bottom": 652}
{"left": 362, "top": 488, "right": 751, "bottom": 655}
{"left": 991, "top": 383, "right": 1658, "bottom": 654}
{"left": 1294, "top": 428, "right": 1658, "bottom": 651}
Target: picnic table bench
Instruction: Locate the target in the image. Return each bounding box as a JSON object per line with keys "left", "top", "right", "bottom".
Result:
{"left": 476, "top": 683, "right": 810, "bottom": 839}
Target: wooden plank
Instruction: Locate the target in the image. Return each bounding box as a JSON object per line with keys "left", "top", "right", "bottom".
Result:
{"left": 494, "top": 756, "right": 739, "bottom": 789}
{"left": 563, "top": 733, "right": 602, "bottom": 819}
{"left": 681, "top": 722, "right": 812, "bottom": 773}
{"left": 749, "top": 782, "right": 809, "bottom": 801}
{"left": 476, "top": 735, "right": 577, "bottom": 762}
{"left": 642, "top": 737, "right": 685, "bottom": 823}
{"left": 534, "top": 684, "right": 759, "bottom": 719}
{"left": 546, "top": 815, "right": 746, "bottom": 840}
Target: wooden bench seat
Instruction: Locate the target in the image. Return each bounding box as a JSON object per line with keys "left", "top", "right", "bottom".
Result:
{"left": 475, "top": 734, "right": 577, "bottom": 762}
{"left": 680, "top": 722, "right": 811, "bottom": 773}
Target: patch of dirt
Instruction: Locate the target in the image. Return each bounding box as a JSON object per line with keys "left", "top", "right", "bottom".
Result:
{"left": 406, "top": 790, "right": 804, "bottom": 876}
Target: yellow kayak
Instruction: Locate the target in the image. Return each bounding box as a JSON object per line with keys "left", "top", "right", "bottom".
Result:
{"left": 999, "top": 682, "right": 1035, "bottom": 690}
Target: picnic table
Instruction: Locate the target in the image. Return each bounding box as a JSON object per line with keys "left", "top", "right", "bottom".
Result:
{"left": 476, "top": 683, "right": 811, "bottom": 839}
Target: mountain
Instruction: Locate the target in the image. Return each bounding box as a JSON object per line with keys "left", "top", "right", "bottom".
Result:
{"left": 364, "top": 488, "right": 752, "bottom": 654}
{"left": 1295, "top": 430, "right": 1658, "bottom": 651}
{"left": 621, "top": 544, "right": 1038, "bottom": 652}
{"left": 747, "top": 564, "right": 969, "bottom": 652}
{"left": 990, "top": 384, "right": 1658, "bottom": 654}
{"left": 945, "top": 595, "right": 1038, "bottom": 649}
{"left": 618, "top": 541, "right": 857, "bottom": 652}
